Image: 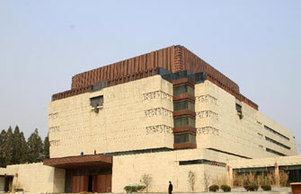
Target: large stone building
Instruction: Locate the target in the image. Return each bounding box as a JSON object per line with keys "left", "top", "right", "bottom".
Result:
{"left": 0, "top": 45, "right": 299, "bottom": 193}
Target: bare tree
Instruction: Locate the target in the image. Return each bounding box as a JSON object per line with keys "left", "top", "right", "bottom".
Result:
{"left": 188, "top": 171, "right": 196, "bottom": 191}
{"left": 203, "top": 173, "right": 211, "bottom": 192}
{"left": 140, "top": 174, "right": 152, "bottom": 192}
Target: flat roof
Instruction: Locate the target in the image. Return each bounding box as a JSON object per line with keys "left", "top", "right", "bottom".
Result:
{"left": 43, "top": 154, "right": 112, "bottom": 169}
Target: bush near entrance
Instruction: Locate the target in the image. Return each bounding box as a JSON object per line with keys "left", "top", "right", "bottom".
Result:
{"left": 124, "top": 185, "right": 146, "bottom": 193}
{"left": 220, "top": 185, "right": 231, "bottom": 192}
{"left": 261, "top": 184, "right": 272, "bottom": 191}
{"left": 244, "top": 184, "right": 259, "bottom": 191}
{"left": 209, "top": 184, "right": 219, "bottom": 192}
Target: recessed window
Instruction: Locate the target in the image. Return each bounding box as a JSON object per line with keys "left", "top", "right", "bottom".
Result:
{"left": 266, "top": 148, "right": 286, "bottom": 156}
{"left": 265, "top": 136, "right": 291, "bottom": 150}
{"left": 174, "top": 85, "right": 194, "bottom": 96}
{"left": 174, "top": 116, "right": 195, "bottom": 127}
{"left": 90, "top": 96, "right": 103, "bottom": 113}
{"left": 236, "top": 103, "right": 243, "bottom": 119}
{"left": 264, "top": 125, "right": 289, "bottom": 140}
{"left": 174, "top": 101, "right": 195, "bottom": 111}
{"left": 236, "top": 103, "right": 242, "bottom": 112}
{"left": 92, "top": 81, "right": 106, "bottom": 92}
{"left": 179, "top": 159, "right": 226, "bottom": 167}
{"left": 174, "top": 133, "right": 196, "bottom": 144}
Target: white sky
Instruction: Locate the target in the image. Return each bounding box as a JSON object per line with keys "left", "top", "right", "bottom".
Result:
{"left": 0, "top": 0, "right": 300, "bottom": 152}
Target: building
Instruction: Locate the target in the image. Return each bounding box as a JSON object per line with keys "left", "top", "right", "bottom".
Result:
{"left": 0, "top": 45, "right": 299, "bottom": 193}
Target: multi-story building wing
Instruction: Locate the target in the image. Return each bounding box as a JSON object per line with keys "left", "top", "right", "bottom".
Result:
{"left": 0, "top": 45, "right": 298, "bottom": 193}
{"left": 44, "top": 45, "right": 296, "bottom": 192}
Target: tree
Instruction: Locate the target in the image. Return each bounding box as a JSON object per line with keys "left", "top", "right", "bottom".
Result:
{"left": 203, "top": 173, "right": 211, "bottom": 192}
{"left": 27, "top": 128, "right": 43, "bottom": 163}
{"left": 11, "top": 126, "right": 27, "bottom": 164}
{"left": 19, "top": 131, "right": 28, "bottom": 163}
{"left": 0, "top": 129, "right": 7, "bottom": 167}
{"left": 140, "top": 174, "right": 152, "bottom": 192}
{"left": 3, "top": 126, "right": 14, "bottom": 166}
{"left": 188, "top": 171, "right": 196, "bottom": 191}
{"left": 43, "top": 134, "right": 49, "bottom": 159}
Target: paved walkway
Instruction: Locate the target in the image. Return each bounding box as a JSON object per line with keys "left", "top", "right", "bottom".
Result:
{"left": 0, "top": 187, "right": 292, "bottom": 193}
{"left": 176, "top": 186, "right": 291, "bottom": 194}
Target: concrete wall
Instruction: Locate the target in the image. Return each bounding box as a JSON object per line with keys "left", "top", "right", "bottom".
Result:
{"left": 195, "top": 80, "right": 297, "bottom": 158}
{"left": 47, "top": 75, "right": 297, "bottom": 192}
{"left": 228, "top": 155, "right": 301, "bottom": 168}
{"left": 112, "top": 150, "right": 301, "bottom": 193}
{"left": 257, "top": 112, "right": 297, "bottom": 156}
{"left": 227, "top": 155, "right": 301, "bottom": 186}
{"left": 49, "top": 76, "right": 296, "bottom": 160}
{"left": 5, "top": 163, "right": 65, "bottom": 193}
{"left": 112, "top": 148, "right": 239, "bottom": 192}
{"left": 53, "top": 167, "right": 66, "bottom": 192}
{"left": 49, "top": 75, "right": 174, "bottom": 158}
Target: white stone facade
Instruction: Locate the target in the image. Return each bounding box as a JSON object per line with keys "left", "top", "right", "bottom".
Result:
{"left": 0, "top": 163, "right": 65, "bottom": 193}
{"left": 48, "top": 75, "right": 174, "bottom": 158}
{"left": 48, "top": 76, "right": 297, "bottom": 159}
{"left": 0, "top": 74, "right": 297, "bottom": 193}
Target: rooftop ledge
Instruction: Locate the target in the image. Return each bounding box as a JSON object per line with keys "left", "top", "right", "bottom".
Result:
{"left": 43, "top": 154, "right": 112, "bottom": 169}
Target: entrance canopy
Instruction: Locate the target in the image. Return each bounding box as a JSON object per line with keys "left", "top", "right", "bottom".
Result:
{"left": 43, "top": 154, "right": 112, "bottom": 169}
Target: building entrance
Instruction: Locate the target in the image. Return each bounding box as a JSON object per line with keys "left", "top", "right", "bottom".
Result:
{"left": 67, "top": 169, "right": 112, "bottom": 193}
{"left": 43, "top": 154, "right": 113, "bottom": 193}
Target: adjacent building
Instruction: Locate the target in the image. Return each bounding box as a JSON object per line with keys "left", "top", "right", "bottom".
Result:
{"left": 0, "top": 45, "right": 299, "bottom": 193}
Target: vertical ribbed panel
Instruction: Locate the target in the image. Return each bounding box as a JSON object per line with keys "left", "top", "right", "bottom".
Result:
{"left": 58, "top": 45, "right": 258, "bottom": 110}
{"left": 71, "top": 46, "right": 177, "bottom": 90}
{"left": 71, "top": 45, "right": 238, "bottom": 93}
{"left": 180, "top": 46, "right": 239, "bottom": 93}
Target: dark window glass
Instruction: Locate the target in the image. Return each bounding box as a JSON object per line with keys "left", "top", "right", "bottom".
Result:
{"left": 266, "top": 148, "right": 286, "bottom": 156}
{"left": 174, "top": 134, "right": 196, "bottom": 143}
{"left": 90, "top": 96, "right": 104, "bottom": 108}
{"left": 174, "top": 101, "right": 195, "bottom": 111}
{"left": 174, "top": 117, "right": 195, "bottom": 127}
{"left": 265, "top": 136, "right": 291, "bottom": 150}
{"left": 264, "top": 125, "right": 290, "bottom": 140}
{"left": 179, "top": 159, "right": 226, "bottom": 167}
{"left": 236, "top": 103, "right": 242, "bottom": 113}
{"left": 174, "top": 85, "right": 194, "bottom": 96}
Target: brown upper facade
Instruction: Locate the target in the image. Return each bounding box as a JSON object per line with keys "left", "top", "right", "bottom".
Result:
{"left": 52, "top": 45, "right": 258, "bottom": 110}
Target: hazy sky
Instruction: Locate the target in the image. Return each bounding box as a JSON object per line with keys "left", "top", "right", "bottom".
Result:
{"left": 0, "top": 0, "right": 300, "bottom": 151}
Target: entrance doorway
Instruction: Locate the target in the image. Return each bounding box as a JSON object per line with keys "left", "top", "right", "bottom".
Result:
{"left": 88, "top": 175, "right": 93, "bottom": 192}
{"left": 43, "top": 153, "right": 113, "bottom": 193}
{"left": 4, "top": 176, "right": 13, "bottom": 192}
{"left": 66, "top": 169, "right": 112, "bottom": 193}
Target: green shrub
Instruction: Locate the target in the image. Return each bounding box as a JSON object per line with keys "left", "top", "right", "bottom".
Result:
{"left": 220, "top": 185, "right": 231, "bottom": 192}
{"left": 209, "top": 184, "right": 219, "bottom": 192}
{"left": 14, "top": 188, "right": 24, "bottom": 192}
{"left": 124, "top": 185, "right": 146, "bottom": 193}
{"left": 261, "top": 184, "right": 271, "bottom": 191}
{"left": 243, "top": 184, "right": 250, "bottom": 191}
{"left": 137, "top": 185, "right": 146, "bottom": 191}
{"left": 251, "top": 184, "right": 259, "bottom": 191}
{"left": 244, "top": 184, "right": 258, "bottom": 191}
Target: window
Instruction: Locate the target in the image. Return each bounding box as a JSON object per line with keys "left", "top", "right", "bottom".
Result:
{"left": 92, "top": 81, "right": 106, "bottom": 92}
{"left": 174, "top": 133, "right": 196, "bottom": 144}
{"left": 173, "top": 85, "right": 194, "bottom": 96}
{"left": 264, "top": 125, "right": 289, "bottom": 140}
{"left": 174, "top": 117, "right": 195, "bottom": 127}
{"left": 236, "top": 103, "right": 243, "bottom": 119}
{"left": 236, "top": 103, "right": 242, "bottom": 112}
{"left": 266, "top": 148, "right": 286, "bottom": 156}
{"left": 179, "top": 159, "right": 226, "bottom": 167}
{"left": 265, "top": 136, "right": 291, "bottom": 150}
{"left": 174, "top": 101, "right": 195, "bottom": 111}
{"left": 90, "top": 96, "right": 103, "bottom": 113}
